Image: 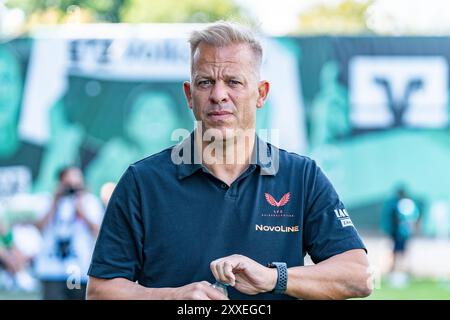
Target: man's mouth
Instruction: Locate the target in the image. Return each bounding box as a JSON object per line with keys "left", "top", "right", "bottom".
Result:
{"left": 207, "top": 110, "right": 234, "bottom": 121}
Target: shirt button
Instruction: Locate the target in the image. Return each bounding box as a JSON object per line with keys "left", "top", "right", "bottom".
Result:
{"left": 221, "top": 183, "right": 228, "bottom": 189}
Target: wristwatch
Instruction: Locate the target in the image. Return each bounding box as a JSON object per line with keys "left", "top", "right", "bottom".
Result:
{"left": 267, "top": 262, "right": 288, "bottom": 294}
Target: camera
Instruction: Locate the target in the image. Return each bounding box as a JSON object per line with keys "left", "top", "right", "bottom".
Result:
{"left": 56, "top": 237, "right": 72, "bottom": 259}
{"left": 62, "top": 186, "right": 82, "bottom": 196}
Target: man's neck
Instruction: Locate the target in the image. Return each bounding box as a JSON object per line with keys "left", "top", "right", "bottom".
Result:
{"left": 195, "top": 130, "right": 256, "bottom": 186}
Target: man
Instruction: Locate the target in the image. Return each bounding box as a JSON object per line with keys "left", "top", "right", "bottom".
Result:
{"left": 34, "top": 166, "right": 104, "bottom": 299}
{"left": 381, "top": 185, "right": 420, "bottom": 285}
{"left": 87, "top": 21, "right": 372, "bottom": 300}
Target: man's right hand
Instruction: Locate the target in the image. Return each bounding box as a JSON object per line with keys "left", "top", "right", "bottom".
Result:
{"left": 54, "top": 185, "right": 67, "bottom": 201}
{"left": 169, "top": 281, "right": 229, "bottom": 300}
{"left": 87, "top": 277, "right": 229, "bottom": 300}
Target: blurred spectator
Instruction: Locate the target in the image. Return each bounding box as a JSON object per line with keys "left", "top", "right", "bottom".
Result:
{"left": 33, "top": 166, "right": 104, "bottom": 300}
{"left": 381, "top": 185, "right": 421, "bottom": 286}
{"left": 0, "top": 210, "right": 23, "bottom": 280}
{"left": 99, "top": 182, "right": 116, "bottom": 208}
{"left": 0, "top": 202, "right": 37, "bottom": 292}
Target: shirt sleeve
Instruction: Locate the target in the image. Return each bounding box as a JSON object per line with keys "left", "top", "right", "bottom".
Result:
{"left": 88, "top": 166, "right": 144, "bottom": 281}
{"left": 303, "top": 160, "right": 367, "bottom": 264}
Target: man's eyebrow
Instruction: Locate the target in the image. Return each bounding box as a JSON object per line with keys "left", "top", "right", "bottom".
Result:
{"left": 193, "top": 74, "right": 213, "bottom": 81}
{"left": 223, "top": 74, "right": 244, "bottom": 79}
{"left": 193, "top": 72, "right": 247, "bottom": 81}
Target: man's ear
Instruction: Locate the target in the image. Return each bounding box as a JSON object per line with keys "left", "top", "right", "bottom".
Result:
{"left": 183, "top": 81, "right": 193, "bottom": 109}
{"left": 256, "top": 80, "right": 270, "bottom": 108}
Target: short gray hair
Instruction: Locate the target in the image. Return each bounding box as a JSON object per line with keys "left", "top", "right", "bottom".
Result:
{"left": 188, "top": 21, "right": 263, "bottom": 75}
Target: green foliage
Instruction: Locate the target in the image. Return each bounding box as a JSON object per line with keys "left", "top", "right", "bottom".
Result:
{"left": 297, "top": 0, "right": 374, "bottom": 35}
{"left": 120, "top": 0, "right": 245, "bottom": 23}
{"left": 6, "top": 0, "right": 125, "bottom": 22}
{"left": 5, "top": 0, "right": 248, "bottom": 23}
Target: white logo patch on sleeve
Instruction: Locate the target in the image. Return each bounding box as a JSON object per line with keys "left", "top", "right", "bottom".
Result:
{"left": 334, "top": 209, "right": 354, "bottom": 228}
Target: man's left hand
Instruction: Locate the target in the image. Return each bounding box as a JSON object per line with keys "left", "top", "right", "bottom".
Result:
{"left": 210, "top": 254, "right": 277, "bottom": 295}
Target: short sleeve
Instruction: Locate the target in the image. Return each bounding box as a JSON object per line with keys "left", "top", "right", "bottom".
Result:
{"left": 88, "top": 166, "right": 144, "bottom": 281}
{"left": 303, "top": 161, "right": 366, "bottom": 264}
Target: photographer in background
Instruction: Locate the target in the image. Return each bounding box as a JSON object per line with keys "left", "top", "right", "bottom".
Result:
{"left": 33, "top": 166, "right": 104, "bottom": 299}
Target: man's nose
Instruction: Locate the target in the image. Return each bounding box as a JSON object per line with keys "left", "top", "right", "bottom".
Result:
{"left": 209, "top": 82, "right": 229, "bottom": 104}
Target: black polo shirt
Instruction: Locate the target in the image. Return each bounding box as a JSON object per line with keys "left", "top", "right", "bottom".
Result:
{"left": 88, "top": 135, "right": 366, "bottom": 300}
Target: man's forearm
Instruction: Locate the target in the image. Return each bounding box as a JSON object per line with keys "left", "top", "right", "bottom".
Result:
{"left": 284, "top": 249, "right": 373, "bottom": 300}
{"left": 86, "top": 277, "right": 174, "bottom": 300}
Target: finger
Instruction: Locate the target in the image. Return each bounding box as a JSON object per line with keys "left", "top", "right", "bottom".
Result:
{"left": 206, "top": 284, "right": 229, "bottom": 300}
{"left": 223, "top": 261, "right": 235, "bottom": 286}
{"left": 210, "top": 260, "right": 220, "bottom": 281}
{"left": 215, "top": 261, "right": 229, "bottom": 284}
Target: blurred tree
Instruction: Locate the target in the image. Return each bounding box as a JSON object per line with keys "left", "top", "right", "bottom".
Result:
{"left": 5, "top": 0, "right": 249, "bottom": 25}
{"left": 297, "top": 0, "right": 373, "bottom": 35}
{"left": 120, "top": 0, "right": 245, "bottom": 23}
{"left": 6, "top": 0, "right": 125, "bottom": 22}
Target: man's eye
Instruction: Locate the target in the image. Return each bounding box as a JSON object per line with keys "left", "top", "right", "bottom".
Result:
{"left": 228, "top": 80, "right": 241, "bottom": 86}
{"left": 198, "top": 80, "right": 213, "bottom": 86}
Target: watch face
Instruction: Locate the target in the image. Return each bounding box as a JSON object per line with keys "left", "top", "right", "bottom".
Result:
{"left": 269, "top": 262, "right": 285, "bottom": 267}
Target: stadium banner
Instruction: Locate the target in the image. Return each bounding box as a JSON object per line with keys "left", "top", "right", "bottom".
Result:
{"left": 2, "top": 28, "right": 450, "bottom": 234}
{"left": 286, "top": 36, "right": 450, "bottom": 234}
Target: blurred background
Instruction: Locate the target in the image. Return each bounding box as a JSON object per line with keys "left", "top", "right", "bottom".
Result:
{"left": 0, "top": 0, "right": 449, "bottom": 299}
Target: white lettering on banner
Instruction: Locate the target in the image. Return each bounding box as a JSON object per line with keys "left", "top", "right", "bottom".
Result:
{"left": 67, "top": 38, "right": 191, "bottom": 80}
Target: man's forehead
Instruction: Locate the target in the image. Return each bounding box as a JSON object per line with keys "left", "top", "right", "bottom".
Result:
{"left": 193, "top": 43, "right": 254, "bottom": 64}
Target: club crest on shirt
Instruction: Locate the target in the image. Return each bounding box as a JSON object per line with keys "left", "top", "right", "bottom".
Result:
{"left": 265, "top": 192, "right": 290, "bottom": 207}
{"left": 262, "top": 192, "right": 295, "bottom": 217}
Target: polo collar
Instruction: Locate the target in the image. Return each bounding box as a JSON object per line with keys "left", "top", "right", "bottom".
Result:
{"left": 175, "top": 131, "right": 278, "bottom": 180}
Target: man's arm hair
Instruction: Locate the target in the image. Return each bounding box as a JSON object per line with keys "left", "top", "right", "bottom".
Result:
{"left": 86, "top": 277, "right": 174, "bottom": 300}
{"left": 285, "top": 249, "right": 372, "bottom": 299}
{"left": 86, "top": 276, "right": 227, "bottom": 300}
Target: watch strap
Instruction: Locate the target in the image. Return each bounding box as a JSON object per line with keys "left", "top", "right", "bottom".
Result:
{"left": 267, "top": 262, "right": 287, "bottom": 294}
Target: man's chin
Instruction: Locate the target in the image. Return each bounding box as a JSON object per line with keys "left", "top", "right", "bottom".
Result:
{"left": 196, "top": 122, "right": 255, "bottom": 140}
{"left": 201, "top": 126, "right": 237, "bottom": 141}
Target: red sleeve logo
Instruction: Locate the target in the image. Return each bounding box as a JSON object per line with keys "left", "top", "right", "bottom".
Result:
{"left": 265, "top": 192, "right": 291, "bottom": 207}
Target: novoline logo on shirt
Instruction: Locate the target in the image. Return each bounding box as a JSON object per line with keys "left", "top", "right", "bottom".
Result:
{"left": 255, "top": 224, "right": 300, "bottom": 233}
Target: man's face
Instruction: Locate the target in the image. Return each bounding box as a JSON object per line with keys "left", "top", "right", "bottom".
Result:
{"left": 184, "top": 43, "right": 269, "bottom": 139}
{"left": 61, "top": 168, "right": 84, "bottom": 189}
